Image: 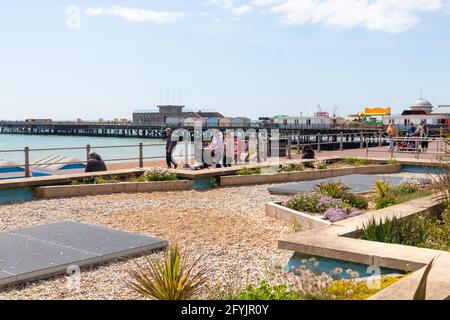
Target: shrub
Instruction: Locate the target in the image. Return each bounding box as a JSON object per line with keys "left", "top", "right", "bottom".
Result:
{"left": 209, "top": 177, "right": 219, "bottom": 189}
{"left": 143, "top": 168, "right": 177, "bottom": 181}
{"left": 285, "top": 193, "right": 348, "bottom": 214}
{"left": 387, "top": 159, "right": 398, "bottom": 165}
{"left": 94, "top": 176, "right": 107, "bottom": 184}
{"left": 391, "top": 183, "right": 419, "bottom": 196}
{"left": 325, "top": 276, "right": 402, "bottom": 300}
{"left": 341, "top": 193, "right": 369, "bottom": 210}
{"left": 128, "top": 175, "right": 146, "bottom": 182}
{"left": 375, "top": 197, "right": 398, "bottom": 210}
{"left": 316, "top": 181, "right": 350, "bottom": 199}
{"left": 343, "top": 157, "right": 368, "bottom": 166}
{"left": 231, "top": 281, "right": 300, "bottom": 300}
{"left": 129, "top": 245, "right": 209, "bottom": 300}
{"left": 313, "top": 160, "right": 328, "bottom": 170}
{"left": 236, "top": 167, "right": 261, "bottom": 176}
{"left": 374, "top": 180, "right": 391, "bottom": 198}
{"left": 278, "top": 163, "right": 305, "bottom": 173}
{"left": 359, "top": 216, "right": 429, "bottom": 247}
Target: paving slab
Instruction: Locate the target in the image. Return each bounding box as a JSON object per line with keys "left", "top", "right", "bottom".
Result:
{"left": 268, "top": 174, "right": 404, "bottom": 195}
{"left": 0, "top": 232, "right": 99, "bottom": 281}
{"left": 0, "top": 221, "right": 168, "bottom": 288}
{"left": 13, "top": 221, "right": 168, "bottom": 260}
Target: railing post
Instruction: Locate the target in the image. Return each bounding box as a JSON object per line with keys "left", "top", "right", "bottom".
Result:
{"left": 257, "top": 134, "right": 261, "bottom": 163}
{"left": 184, "top": 140, "right": 190, "bottom": 168}
{"left": 139, "top": 142, "right": 144, "bottom": 168}
{"left": 360, "top": 131, "right": 364, "bottom": 149}
{"left": 317, "top": 133, "right": 321, "bottom": 153}
{"left": 340, "top": 132, "right": 343, "bottom": 151}
{"left": 86, "top": 144, "right": 91, "bottom": 162}
{"left": 24, "top": 146, "right": 30, "bottom": 178}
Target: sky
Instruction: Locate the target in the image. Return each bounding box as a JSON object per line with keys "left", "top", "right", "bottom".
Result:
{"left": 1, "top": 0, "right": 450, "bottom": 121}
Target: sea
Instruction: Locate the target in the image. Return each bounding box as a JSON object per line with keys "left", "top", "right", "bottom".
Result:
{"left": 0, "top": 135, "right": 168, "bottom": 164}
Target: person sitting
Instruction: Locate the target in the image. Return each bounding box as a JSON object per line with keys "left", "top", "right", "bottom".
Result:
{"left": 301, "top": 145, "right": 315, "bottom": 159}
{"left": 407, "top": 123, "right": 416, "bottom": 136}
{"left": 85, "top": 152, "right": 107, "bottom": 172}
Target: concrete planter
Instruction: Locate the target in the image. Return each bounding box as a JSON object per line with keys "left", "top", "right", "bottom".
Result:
{"left": 33, "top": 180, "right": 193, "bottom": 199}
{"left": 220, "top": 164, "right": 402, "bottom": 187}
{"left": 265, "top": 201, "right": 331, "bottom": 230}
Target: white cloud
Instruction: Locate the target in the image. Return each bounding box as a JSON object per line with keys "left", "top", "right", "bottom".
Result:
{"left": 270, "top": 0, "right": 443, "bottom": 33}
{"left": 85, "top": 6, "right": 189, "bottom": 23}
{"left": 209, "top": 0, "right": 254, "bottom": 15}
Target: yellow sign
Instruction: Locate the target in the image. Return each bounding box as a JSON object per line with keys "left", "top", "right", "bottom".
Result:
{"left": 364, "top": 107, "right": 391, "bottom": 116}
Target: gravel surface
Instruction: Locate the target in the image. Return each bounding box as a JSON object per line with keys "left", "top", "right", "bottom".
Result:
{"left": 0, "top": 185, "right": 293, "bottom": 300}
{"left": 0, "top": 172, "right": 434, "bottom": 300}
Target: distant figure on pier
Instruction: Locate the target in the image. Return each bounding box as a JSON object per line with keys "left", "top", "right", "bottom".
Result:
{"left": 386, "top": 122, "right": 397, "bottom": 151}
{"left": 85, "top": 152, "right": 107, "bottom": 173}
{"left": 165, "top": 128, "right": 178, "bottom": 169}
{"left": 301, "top": 145, "right": 315, "bottom": 159}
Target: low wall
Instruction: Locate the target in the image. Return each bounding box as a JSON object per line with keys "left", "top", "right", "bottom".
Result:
{"left": 33, "top": 180, "right": 193, "bottom": 199}
{"left": 220, "top": 164, "right": 402, "bottom": 187}
{"left": 265, "top": 202, "right": 331, "bottom": 230}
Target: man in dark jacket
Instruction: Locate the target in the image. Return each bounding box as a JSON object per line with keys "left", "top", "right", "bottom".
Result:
{"left": 165, "top": 128, "right": 178, "bottom": 169}
{"left": 85, "top": 152, "right": 107, "bottom": 172}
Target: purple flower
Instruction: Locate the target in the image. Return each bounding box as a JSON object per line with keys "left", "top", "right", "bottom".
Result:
{"left": 324, "top": 208, "right": 348, "bottom": 222}
{"left": 281, "top": 199, "right": 290, "bottom": 207}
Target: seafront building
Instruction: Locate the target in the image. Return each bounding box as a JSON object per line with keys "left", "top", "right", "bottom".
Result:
{"left": 383, "top": 98, "right": 448, "bottom": 127}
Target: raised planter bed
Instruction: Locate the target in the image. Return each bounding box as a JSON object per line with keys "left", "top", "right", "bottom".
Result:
{"left": 265, "top": 201, "right": 331, "bottom": 230}
{"left": 33, "top": 180, "right": 193, "bottom": 199}
{"left": 220, "top": 164, "right": 402, "bottom": 187}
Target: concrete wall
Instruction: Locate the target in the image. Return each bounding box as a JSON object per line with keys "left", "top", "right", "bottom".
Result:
{"left": 220, "top": 164, "right": 402, "bottom": 187}
{"left": 265, "top": 202, "right": 331, "bottom": 230}
{"left": 33, "top": 180, "right": 193, "bottom": 199}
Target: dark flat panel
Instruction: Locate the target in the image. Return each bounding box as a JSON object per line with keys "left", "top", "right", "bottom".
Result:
{"left": 0, "top": 232, "right": 99, "bottom": 278}
{"left": 13, "top": 221, "right": 168, "bottom": 258}
{"left": 268, "top": 174, "right": 405, "bottom": 195}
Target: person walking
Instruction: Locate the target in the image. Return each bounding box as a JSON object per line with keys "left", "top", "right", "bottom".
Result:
{"left": 165, "top": 128, "right": 178, "bottom": 169}
{"left": 85, "top": 152, "right": 107, "bottom": 172}
{"left": 210, "top": 129, "right": 223, "bottom": 168}
{"left": 421, "top": 123, "right": 429, "bottom": 151}
{"left": 386, "top": 122, "right": 397, "bottom": 151}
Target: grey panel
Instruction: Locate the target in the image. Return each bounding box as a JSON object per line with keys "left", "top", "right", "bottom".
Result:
{"left": 0, "top": 232, "right": 99, "bottom": 280}
{"left": 0, "top": 221, "right": 168, "bottom": 289}
{"left": 13, "top": 221, "right": 168, "bottom": 259}
{"left": 268, "top": 174, "right": 405, "bottom": 195}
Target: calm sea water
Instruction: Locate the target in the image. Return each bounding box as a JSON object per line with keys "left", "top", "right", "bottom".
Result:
{"left": 0, "top": 135, "right": 167, "bottom": 164}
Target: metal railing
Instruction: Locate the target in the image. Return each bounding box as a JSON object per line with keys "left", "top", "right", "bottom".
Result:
{"left": 366, "top": 136, "right": 448, "bottom": 160}
{"left": 0, "top": 142, "right": 195, "bottom": 178}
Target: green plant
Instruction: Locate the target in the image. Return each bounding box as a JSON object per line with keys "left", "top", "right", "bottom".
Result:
{"left": 94, "top": 176, "right": 107, "bottom": 184}
{"left": 209, "top": 177, "right": 219, "bottom": 189}
{"left": 375, "top": 197, "right": 398, "bottom": 209}
{"left": 128, "top": 175, "right": 146, "bottom": 183}
{"left": 144, "top": 168, "right": 177, "bottom": 181}
{"left": 341, "top": 192, "right": 369, "bottom": 210}
{"left": 108, "top": 175, "right": 121, "bottom": 183}
{"left": 316, "top": 181, "right": 350, "bottom": 199}
{"left": 236, "top": 167, "right": 262, "bottom": 175}
{"left": 387, "top": 158, "right": 398, "bottom": 165}
{"left": 374, "top": 180, "right": 391, "bottom": 198}
{"left": 359, "top": 216, "right": 429, "bottom": 247}
{"left": 278, "top": 163, "right": 305, "bottom": 173}
{"left": 324, "top": 276, "right": 402, "bottom": 300}
{"left": 313, "top": 160, "right": 328, "bottom": 170}
{"left": 231, "top": 281, "right": 300, "bottom": 300}
{"left": 129, "top": 245, "right": 209, "bottom": 300}
{"left": 343, "top": 157, "right": 368, "bottom": 166}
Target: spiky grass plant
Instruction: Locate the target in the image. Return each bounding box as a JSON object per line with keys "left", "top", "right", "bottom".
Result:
{"left": 129, "top": 245, "right": 209, "bottom": 300}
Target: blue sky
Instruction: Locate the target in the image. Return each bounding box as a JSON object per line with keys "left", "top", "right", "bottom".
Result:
{"left": 1, "top": 0, "right": 449, "bottom": 120}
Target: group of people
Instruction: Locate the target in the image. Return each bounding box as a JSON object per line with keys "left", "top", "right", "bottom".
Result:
{"left": 386, "top": 121, "right": 429, "bottom": 152}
